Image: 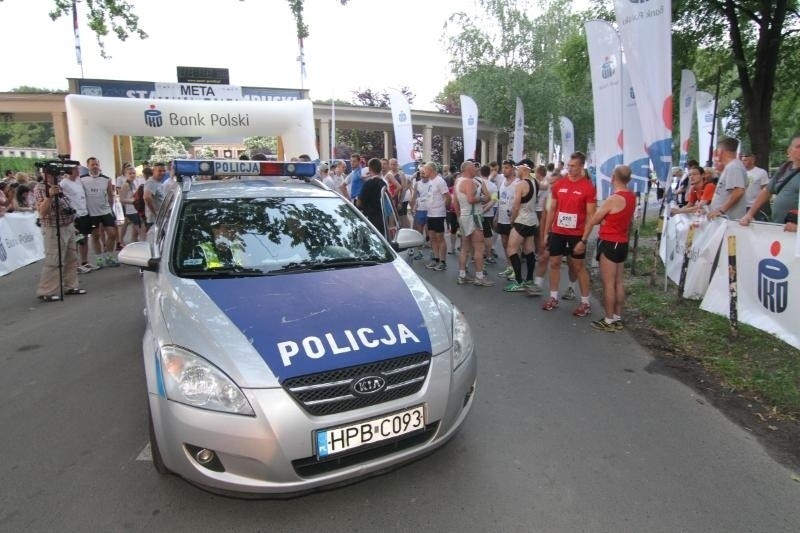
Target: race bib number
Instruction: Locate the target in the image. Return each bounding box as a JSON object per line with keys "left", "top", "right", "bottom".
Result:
{"left": 556, "top": 212, "right": 578, "bottom": 229}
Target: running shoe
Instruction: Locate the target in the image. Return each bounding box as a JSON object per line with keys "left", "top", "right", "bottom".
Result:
{"left": 572, "top": 302, "right": 591, "bottom": 317}
{"left": 497, "top": 266, "right": 513, "bottom": 278}
{"left": 77, "top": 264, "right": 93, "bottom": 274}
{"left": 522, "top": 280, "right": 534, "bottom": 288}
{"left": 591, "top": 319, "right": 617, "bottom": 332}
{"left": 457, "top": 275, "right": 473, "bottom": 285}
{"left": 613, "top": 320, "right": 624, "bottom": 331}
{"left": 94, "top": 256, "right": 106, "bottom": 268}
{"left": 525, "top": 284, "right": 543, "bottom": 296}
{"left": 485, "top": 255, "right": 497, "bottom": 264}
{"left": 425, "top": 261, "right": 438, "bottom": 269}
{"left": 413, "top": 250, "right": 424, "bottom": 260}
{"left": 503, "top": 281, "right": 525, "bottom": 292}
{"left": 472, "top": 277, "right": 495, "bottom": 287}
{"left": 562, "top": 286, "right": 577, "bottom": 300}
{"left": 434, "top": 262, "right": 447, "bottom": 271}
{"left": 541, "top": 297, "right": 559, "bottom": 311}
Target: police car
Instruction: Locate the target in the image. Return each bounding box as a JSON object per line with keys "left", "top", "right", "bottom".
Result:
{"left": 119, "top": 159, "right": 477, "bottom": 496}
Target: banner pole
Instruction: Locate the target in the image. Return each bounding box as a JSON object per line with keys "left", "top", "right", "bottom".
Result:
{"left": 727, "top": 234, "right": 739, "bottom": 337}
{"left": 707, "top": 68, "right": 722, "bottom": 166}
{"left": 677, "top": 224, "right": 696, "bottom": 297}
{"left": 630, "top": 192, "right": 642, "bottom": 275}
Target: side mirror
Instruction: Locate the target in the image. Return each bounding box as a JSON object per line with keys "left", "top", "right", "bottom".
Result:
{"left": 392, "top": 228, "right": 425, "bottom": 251}
{"left": 118, "top": 241, "right": 160, "bottom": 271}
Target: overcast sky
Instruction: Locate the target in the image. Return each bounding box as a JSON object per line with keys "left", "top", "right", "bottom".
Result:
{"left": 2, "top": 0, "right": 588, "bottom": 110}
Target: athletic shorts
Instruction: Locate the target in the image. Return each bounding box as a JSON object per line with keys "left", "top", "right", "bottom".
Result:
{"left": 548, "top": 233, "right": 585, "bottom": 259}
{"left": 413, "top": 210, "right": 428, "bottom": 227}
{"left": 482, "top": 216, "right": 494, "bottom": 238}
{"left": 125, "top": 212, "right": 142, "bottom": 226}
{"left": 398, "top": 201, "right": 409, "bottom": 216}
{"left": 446, "top": 212, "right": 459, "bottom": 233}
{"left": 89, "top": 213, "right": 116, "bottom": 229}
{"left": 427, "top": 216, "right": 445, "bottom": 233}
{"left": 495, "top": 222, "right": 512, "bottom": 236}
{"left": 512, "top": 223, "right": 538, "bottom": 238}
{"left": 74, "top": 215, "right": 92, "bottom": 236}
{"left": 596, "top": 239, "right": 629, "bottom": 263}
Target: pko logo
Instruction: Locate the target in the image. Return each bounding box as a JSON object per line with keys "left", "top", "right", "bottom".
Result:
{"left": 757, "top": 241, "right": 788, "bottom": 313}
{"left": 399, "top": 111, "right": 407, "bottom": 123}
{"left": 467, "top": 115, "right": 475, "bottom": 126}
{"left": 601, "top": 55, "right": 616, "bottom": 79}
{"left": 144, "top": 105, "right": 163, "bottom": 128}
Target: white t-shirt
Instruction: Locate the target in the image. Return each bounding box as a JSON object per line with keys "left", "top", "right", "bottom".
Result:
{"left": 425, "top": 175, "right": 450, "bottom": 217}
{"left": 744, "top": 166, "right": 769, "bottom": 208}
{"left": 80, "top": 174, "right": 112, "bottom": 216}
{"left": 414, "top": 179, "right": 432, "bottom": 212}
{"left": 119, "top": 177, "right": 146, "bottom": 214}
{"left": 58, "top": 177, "right": 88, "bottom": 216}
{"left": 497, "top": 177, "right": 519, "bottom": 224}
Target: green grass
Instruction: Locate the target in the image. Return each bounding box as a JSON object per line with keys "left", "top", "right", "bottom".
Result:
{"left": 624, "top": 229, "right": 800, "bottom": 415}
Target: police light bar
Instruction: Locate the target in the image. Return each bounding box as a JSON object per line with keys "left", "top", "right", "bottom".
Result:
{"left": 173, "top": 159, "right": 317, "bottom": 178}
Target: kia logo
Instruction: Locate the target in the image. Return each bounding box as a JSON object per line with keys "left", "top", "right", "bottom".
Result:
{"left": 352, "top": 375, "right": 387, "bottom": 396}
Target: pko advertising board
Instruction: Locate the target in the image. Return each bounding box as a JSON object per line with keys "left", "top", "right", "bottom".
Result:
{"left": 69, "top": 78, "right": 304, "bottom": 102}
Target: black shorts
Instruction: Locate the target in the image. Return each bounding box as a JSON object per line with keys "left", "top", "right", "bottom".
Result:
{"left": 89, "top": 213, "right": 116, "bottom": 229}
{"left": 446, "top": 212, "right": 459, "bottom": 233}
{"left": 548, "top": 233, "right": 585, "bottom": 259}
{"left": 512, "top": 223, "right": 538, "bottom": 238}
{"left": 495, "top": 222, "right": 512, "bottom": 236}
{"left": 427, "top": 216, "right": 445, "bottom": 233}
{"left": 398, "top": 201, "right": 409, "bottom": 216}
{"left": 596, "top": 239, "right": 629, "bottom": 263}
{"left": 74, "top": 215, "right": 92, "bottom": 236}
{"left": 125, "top": 212, "right": 142, "bottom": 226}
{"left": 482, "top": 216, "right": 494, "bottom": 238}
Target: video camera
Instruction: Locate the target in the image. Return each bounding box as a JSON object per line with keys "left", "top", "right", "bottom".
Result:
{"left": 35, "top": 154, "right": 81, "bottom": 177}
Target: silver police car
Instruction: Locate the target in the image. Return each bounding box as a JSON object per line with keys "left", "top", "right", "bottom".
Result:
{"left": 119, "top": 160, "right": 477, "bottom": 496}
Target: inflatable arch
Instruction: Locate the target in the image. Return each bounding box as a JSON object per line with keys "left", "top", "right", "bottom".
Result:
{"left": 64, "top": 95, "right": 319, "bottom": 169}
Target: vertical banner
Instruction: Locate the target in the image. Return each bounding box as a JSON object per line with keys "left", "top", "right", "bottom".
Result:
{"left": 460, "top": 95, "right": 479, "bottom": 161}
{"left": 696, "top": 91, "right": 717, "bottom": 166}
{"left": 388, "top": 88, "right": 416, "bottom": 174}
{"left": 622, "top": 57, "right": 651, "bottom": 194}
{"left": 548, "top": 120, "right": 554, "bottom": 163}
{"left": 585, "top": 20, "right": 624, "bottom": 200}
{"left": 679, "top": 69, "right": 697, "bottom": 167}
{"left": 72, "top": 0, "right": 82, "bottom": 67}
{"left": 702, "top": 221, "right": 800, "bottom": 349}
{"left": 559, "top": 116, "right": 575, "bottom": 162}
{"left": 512, "top": 97, "right": 525, "bottom": 162}
{"left": 613, "top": 0, "right": 672, "bottom": 182}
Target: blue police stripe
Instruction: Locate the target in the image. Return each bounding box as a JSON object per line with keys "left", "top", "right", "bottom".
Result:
{"left": 195, "top": 263, "right": 432, "bottom": 381}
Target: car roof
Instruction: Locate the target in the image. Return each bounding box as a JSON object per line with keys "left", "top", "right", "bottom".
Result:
{"left": 182, "top": 178, "right": 340, "bottom": 200}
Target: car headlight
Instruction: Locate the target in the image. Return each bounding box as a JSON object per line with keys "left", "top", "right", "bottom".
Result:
{"left": 452, "top": 307, "right": 474, "bottom": 370}
{"left": 158, "top": 345, "right": 254, "bottom": 416}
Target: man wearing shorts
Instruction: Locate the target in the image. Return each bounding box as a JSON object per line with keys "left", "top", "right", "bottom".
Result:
{"left": 59, "top": 166, "right": 95, "bottom": 272}
{"left": 80, "top": 157, "right": 119, "bottom": 267}
{"left": 542, "top": 151, "right": 597, "bottom": 315}
{"left": 504, "top": 159, "right": 539, "bottom": 293}
{"left": 421, "top": 162, "right": 450, "bottom": 271}
{"left": 118, "top": 165, "right": 145, "bottom": 244}
{"left": 494, "top": 160, "right": 518, "bottom": 280}
{"left": 455, "top": 161, "right": 493, "bottom": 286}
{"left": 409, "top": 167, "right": 430, "bottom": 260}
{"left": 479, "top": 164, "right": 497, "bottom": 263}
{"left": 575, "top": 165, "right": 635, "bottom": 331}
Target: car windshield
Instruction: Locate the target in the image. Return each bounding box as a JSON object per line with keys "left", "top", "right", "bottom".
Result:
{"left": 172, "top": 196, "right": 394, "bottom": 277}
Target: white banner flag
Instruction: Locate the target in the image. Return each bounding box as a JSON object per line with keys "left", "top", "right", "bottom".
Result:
{"left": 613, "top": 0, "right": 672, "bottom": 182}
{"left": 559, "top": 116, "right": 575, "bottom": 162}
{"left": 460, "top": 95, "right": 478, "bottom": 161}
{"left": 702, "top": 221, "right": 800, "bottom": 349}
{"left": 0, "top": 213, "right": 44, "bottom": 277}
{"left": 696, "top": 91, "right": 717, "bottom": 166}
{"left": 621, "top": 57, "right": 651, "bottom": 194}
{"left": 585, "top": 20, "right": 624, "bottom": 200}
{"left": 679, "top": 69, "right": 697, "bottom": 168}
{"left": 512, "top": 97, "right": 525, "bottom": 162}
{"left": 388, "top": 88, "right": 416, "bottom": 174}
{"left": 683, "top": 217, "right": 727, "bottom": 299}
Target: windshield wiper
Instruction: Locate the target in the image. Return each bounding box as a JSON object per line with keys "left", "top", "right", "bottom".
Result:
{"left": 182, "top": 266, "right": 268, "bottom": 277}
{"left": 267, "top": 257, "right": 382, "bottom": 275}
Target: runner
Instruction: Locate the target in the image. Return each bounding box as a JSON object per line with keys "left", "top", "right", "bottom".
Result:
{"left": 494, "top": 160, "right": 519, "bottom": 281}
{"left": 455, "top": 161, "right": 493, "bottom": 287}
{"left": 504, "top": 159, "right": 539, "bottom": 293}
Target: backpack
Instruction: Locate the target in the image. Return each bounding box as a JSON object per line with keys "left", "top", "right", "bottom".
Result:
{"left": 133, "top": 184, "right": 146, "bottom": 215}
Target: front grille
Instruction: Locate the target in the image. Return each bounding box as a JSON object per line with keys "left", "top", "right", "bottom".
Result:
{"left": 292, "top": 422, "right": 439, "bottom": 478}
{"left": 283, "top": 353, "right": 431, "bottom": 416}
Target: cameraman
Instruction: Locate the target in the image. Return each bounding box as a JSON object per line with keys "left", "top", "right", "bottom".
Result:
{"left": 34, "top": 166, "right": 86, "bottom": 302}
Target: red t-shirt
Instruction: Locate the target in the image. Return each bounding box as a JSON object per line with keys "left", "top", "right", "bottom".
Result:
{"left": 687, "top": 182, "right": 715, "bottom": 205}
{"left": 551, "top": 177, "right": 597, "bottom": 236}
{"left": 599, "top": 190, "right": 636, "bottom": 243}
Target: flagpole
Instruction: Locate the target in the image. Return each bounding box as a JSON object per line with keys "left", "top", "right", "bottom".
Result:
{"left": 72, "top": 0, "right": 84, "bottom": 78}
{"left": 707, "top": 68, "right": 721, "bottom": 166}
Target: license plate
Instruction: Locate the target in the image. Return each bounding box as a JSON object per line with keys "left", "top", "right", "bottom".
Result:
{"left": 316, "top": 405, "right": 425, "bottom": 458}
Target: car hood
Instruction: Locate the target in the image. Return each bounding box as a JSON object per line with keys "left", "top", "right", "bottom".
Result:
{"left": 160, "top": 260, "right": 451, "bottom": 387}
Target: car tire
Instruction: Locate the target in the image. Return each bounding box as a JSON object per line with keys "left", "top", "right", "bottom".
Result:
{"left": 148, "top": 404, "right": 169, "bottom": 475}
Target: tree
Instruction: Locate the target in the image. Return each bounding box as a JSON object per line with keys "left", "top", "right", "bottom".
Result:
{"left": 244, "top": 136, "right": 277, "bottom": 157}
{"left": 148, "top": 137, "right": 188, "bottom": 163}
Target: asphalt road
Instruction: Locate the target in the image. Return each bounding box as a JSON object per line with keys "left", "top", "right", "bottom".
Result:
{"left": 1, "top": 253, "right": 799, "bottom": 532}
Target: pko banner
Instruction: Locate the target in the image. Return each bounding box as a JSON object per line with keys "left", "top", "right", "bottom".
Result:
{"left": 512, "top": 97, "right": 525, "bottom": 162}
{"left": 658, "top": 214, "right": 727, "bottom": 299}
{"left": 679, "top": 70, "right": 697, "bottom": 167}
{"left": 460, "top": 95, "right": 479, "bottom": 161}
{"left": 559, "top": 116, "right": 575, "bottom": 162}
{"left": 0, "top": 213, "right": 44, "bottom": 277}
{"left": 72, "top": 78, "right": 303, "bottom": 101}
{"left": 388, "top": 88, "right": 416, "bottom": 174}
{"left": 702, "top": 221, "right": 800, "bottom": 350}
